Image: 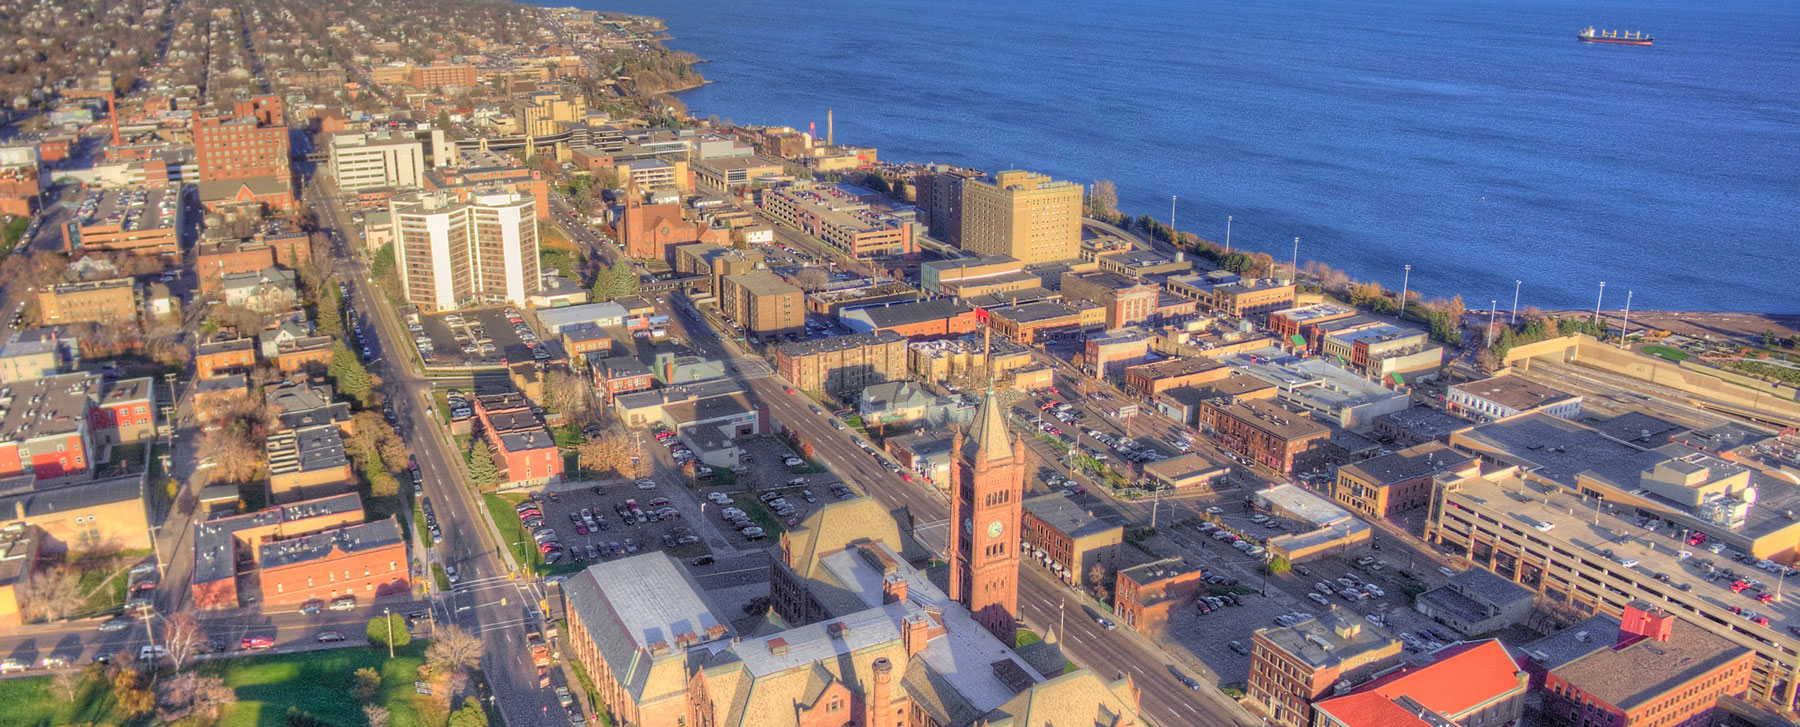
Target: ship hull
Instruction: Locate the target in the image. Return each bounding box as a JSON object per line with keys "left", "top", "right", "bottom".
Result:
{"left": 1578, "top": 35, "right": 1652, "bottom": 46}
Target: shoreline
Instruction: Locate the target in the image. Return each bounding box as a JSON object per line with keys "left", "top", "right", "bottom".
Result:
{"left": 618, "top": 8, "right": 1795, "bottom": 323}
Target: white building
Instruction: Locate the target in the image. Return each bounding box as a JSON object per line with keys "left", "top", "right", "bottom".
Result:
{"left": 390, "top": 190, "right": 539, "bottom": 312}
{"left": 329, "top": 131, "right": 425, "bottom": 192}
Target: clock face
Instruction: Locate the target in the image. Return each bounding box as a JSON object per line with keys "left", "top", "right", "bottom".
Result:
{"left": 988, "top": 520, "right": 1004, "bottom": 540}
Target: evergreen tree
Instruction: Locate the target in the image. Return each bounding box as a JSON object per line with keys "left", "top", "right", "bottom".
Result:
{"left": 465, "top": 440, "right": 498, "bottom": 488}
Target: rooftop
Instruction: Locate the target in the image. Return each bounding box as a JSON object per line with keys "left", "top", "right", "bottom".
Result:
{"left": 1374, "top": 407, "right": 1470, "bottom": 440}
{"left": 987, "top": 301, "right": 1078, "bottom": 325}
{"left": 1452, "top": 411, "right": 1648, "bottom": 487}
{"left": 724, "top": 270, "right": 801, "bottom": 297}
{"left": 775, "top": 329, "right": 905, "bottom": 358}
{"left": 1548, "top": 612, "right": 1750, "bottom": 711}
{"left": 1339, "top": 442, "right": 1475, "bottom": 487}
{"left": 1119, "top": 557, "right": 1202, "bottom": 584}
{"left": 563, "top": 551, "right": 731, "bottom": 665}
{"left": 845, "top": 298, "right": 972, "bottom": 330}
{"left": 1312, "top": 640, "right": 1525, "bottom": 727}
{"left": 259, "top": 518, "right": 404, "bottom": 570}
{"left": 498, "top": 427, "right": 557, "bottom": 454}
{"left": 1256, "top": 607, "right": 1399, "bottom": 671}
{"left": 1272, "top": 303, "right": 1357, "bottom": 324}
{"left": 1022, "top": 493, "right": 1118, "bottom": 540}
{"left": 1222, "top": 348, "right": 1409, "bottom": 413}
{"left": 1210, "top": 397, "right": 1330, "bottom": 441}
{"left": 0, "top": 373, "right": 100, "bottom": 445}
{"left": 70, "top": 185, "right": 177, "bottom": 233}
{"left": 1142, "top": 453, "right": 1229, "bottom": 483}
{"left": 663, "top": 392, "right": 755, "bottom": 426}
{"left": 265, "top": 425, "right": 349, "bottom": 476}
{"left": 1124, "top": 357, "right": 1225, "bottom": 381}
{"left": 1451, "top": 375, "right": 1577, "bottom": 412}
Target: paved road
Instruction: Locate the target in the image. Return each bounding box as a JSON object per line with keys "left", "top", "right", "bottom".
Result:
{"left": 304, "top": 170, "right": 569, "bottom": 725}
{"left": 653, "top": 293, "right": 1255, "bottom": 727}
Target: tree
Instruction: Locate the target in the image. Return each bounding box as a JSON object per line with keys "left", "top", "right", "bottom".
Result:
{"left": 113, "top": 669, "right": 156, "bottom": 719}
{"left": 1763, "top": 329, "right": 1779, "bottom": 348}
{"left": 577, "top": 432, "right": 636, "bottom": 479}
{"left": 1219, "top": 252, "right": 1254, "bottom": 275}
{"left": 316, "top": 290, "right": 343, "bottom": 338}
{"left": 195, "top": 422, "right": 267, "bottom": 486}
{"left": 793, "top": 267, "right": 831, "bottom": 291}
{"left": 155, "top": 672, "right": 237, "bottom": 723}
{"left": 449, "top": 696, "right": 489, "bottom": 727}
{"left": 367, "top": 613, "right": 411, "bottom": 651}
{"left": 371, "top": 243, "right": 396, "bottom": 280}
{"left": 18, "top": 566, "right": 83, "bottom": 621}
{"left": 1088, "top": 179, "right": 1118, "bottom": 219}
{"left": 1268, "top": 555, "right": 1292, "bottom": 575}
{"left": 353, "top": 665, "right": 385, "bottom": 702}
{"left": 50, "top": 665, "right": 87, "bottom": 702}
{"left": 162, "top": 612, "right": 208, "bottom": 672}
{"left": 365, "top": 704, "right": 392, "bottom": 727}
{"left": 427, "top": 626, "right": 484, "bottom": 693}
{"left": 465, "top": 441, "right": 498, "bottom": 488}
{"left": 436, "top": 110, "right": 452, "bottom": 129}
{"left": 544, "top": 371, "right": 593, "bottom": 420}
{"left": 329, "top": 342, "right": 376, "bottom": 407}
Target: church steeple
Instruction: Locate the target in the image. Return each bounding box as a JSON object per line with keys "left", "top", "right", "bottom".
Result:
{"left": 948, "top": 321, "right": 1023, "bottom": 644}
{"left": 961, "top": 325, "right": 1015, "bottom": 465}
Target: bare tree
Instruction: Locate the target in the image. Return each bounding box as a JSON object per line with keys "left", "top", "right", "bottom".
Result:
{"left": 195, "top": 424, "right": 266, "bottom": 486}
{"left": 545, "top": 371, "right": 593, "bottom": 422}
{"left": 793, "top": 267, "right": 831, "bottom": 291}
{"left": 364, "top": 704, "right": 392, "bottom": 727}
{"left": 50, "top": 665, "right": 87, "bottom": 702}
{"left": 154, "top": 672, "right": 237, "bottom": 723}
{"left": 162, "top": 612, "right": 208, "bottom": 672}
{"left": 18, "top": 566, "right": 84, "bottom": 622}
{"left": 577, "top": 432, "right": 638, "bottom": 479}
{"left": 426, "top": 625, "right": 483, "bottom": 678}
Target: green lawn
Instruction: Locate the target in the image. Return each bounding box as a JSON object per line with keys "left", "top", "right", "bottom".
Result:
{"left": 484, "top": 492, "right": 544, "bottom": 574}
{"left": 0, "top": 643, "right": 434, "bottom": 727}
{"left": 0, "top": 216, "right": 28, "bottom": 256}
{"left": 1642, "top": 345, "right": 1690, "bottom": 362}
{"left": 73, "top": 566, "right": 129, "bottom": 618}
{"left": 737, "top": 498, "right": 788, "bottom": 538}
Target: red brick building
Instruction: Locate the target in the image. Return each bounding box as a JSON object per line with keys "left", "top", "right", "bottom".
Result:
{"left": 840, "top": 298, "right": 978, "bottom": 340}
{"left": 594, "top": 356, "right": 655, "bottom": 402}
{"left": 1113, "top": 559, "right": 1205, "bottom": 635}
{"left": 948, "top": 389, "right": 1024, "bottom": 644}
{"left": 1311, "top": 639, "right": 1528, "bottom": 727}
{"left": 1246, "top": 609, "right": 1404, "bottom": 727}
{"left": 0, "top": 374, "right": 154, "bottom": 483}
{"left": 257, "top": 519, "right": 409, "bottom": 608}
{"left": 195, "top": 338, "right": 256, "bottom": 379}
{"left": 1536, "top": 604, "right": 1754, "bottom": 727}
{"left": 1198, "top": 397, "right": 1331, "bottom": 475}
{"left": 473, "top": 392, "right": 564, "bottom": 487}
{"left": 409, "top": 63, "right": 478, "bottom": 89}
{"left": 189, "top": 493, "right": 366, "bottom": 610}
{"left": 196, "top": 241, "right": 276, "bottom": 293}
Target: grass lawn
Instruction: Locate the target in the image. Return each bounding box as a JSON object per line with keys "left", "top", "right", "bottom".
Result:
{"left": 1015, "top": 628, "right": 1042, "bottom": 648}
{"left": 0, "top": 216, "right": 28, "bottom": 255}
{"left": 73, "top": 566, "right": 129, "bottom": 618}
{"left": 737, "top": 499, "right": 788, "bottom": 538}
{"left": 0, "top": 643, "right": 435, "bottom": 727}
{"left": 483, "top": 492, "right": 544, "bottom": 573}
{"left": 1642, "top": 345, "right": 1690, "bottom": 362}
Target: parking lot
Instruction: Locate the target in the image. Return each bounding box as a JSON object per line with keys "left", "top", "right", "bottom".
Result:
{"left": 509, "top": 480, "right": 714, "bottom": 570}
{"left": 413, "top": 306, "right": 560, "bottom": 367}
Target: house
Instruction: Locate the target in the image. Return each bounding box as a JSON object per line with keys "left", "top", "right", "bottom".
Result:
{"left": 195, "top": 338, "right": 255, "bottom": 378}
{"left": 857, "top": 381, "right": 974, "bottom": 431}
{"left": 221, "top": 267, "right": 299, "bottom": 311}
{"left": 257, "top": 320, "right": 313, "bottom": 357}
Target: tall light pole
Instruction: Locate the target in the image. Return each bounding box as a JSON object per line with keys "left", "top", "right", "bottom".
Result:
{"left": 384, "top": 606, "right": 395, "bottom": 659}
{"left": 1618, "top": 290, "right": 1634, "bottom": 347}
{"left": 1290, "top": 237, "right": 1299, "bottom": 285}
{"left": 1511, "top": 280, "right": 1521, "bottom": 324}
{"left": 1399, "top": 265, "right": 1412, "bottom": 318}
{"left": 1592, "top": 282, "right": 1606, "bottom": 328}
{"left": 1169, "top": 195, "right": 1177, "bottom": 237}
{"left": 1487, "top": 301, "right": 1498, "bottom": 348}
{"left": 1224, "top": 215, "right": 1232, "bottom": 254}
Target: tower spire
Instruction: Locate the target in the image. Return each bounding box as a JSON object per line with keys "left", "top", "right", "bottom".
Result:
{"left": 983, "top": 322, "right": 994, "bottom": 393}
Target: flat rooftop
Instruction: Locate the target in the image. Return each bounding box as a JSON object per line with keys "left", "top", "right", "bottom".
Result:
{"left": 570, "top": 551, "right": 731, "bottom": 652}
{"left": 1211, "top": 397, "right": 1330, "bottom": 441}
{"left": 1375, "top": 407, "right": 1471, "bottom": 440}
{"left": 846, "top": 298, "right": 971, "bottom": 329}
{"left": 1256, "top": 607, "right": 1397, "bottom": 671}
{"left": 71, "top": 185, "right": 177, "bottom": 233}
{"left": 775, "top": 329, "right": 904, "bottom": 357}
{"left": 1452, "top": 374, "right": 1577, "bottom": 412}
{"left": 1023, "top": 493, "right": 1118, "bottom": 540}
{"left": 1549, "top": 614, "right": 1750, "bottom": 711}
{"left": 1272, "top": 303, "right": 1356, "bottom": 324}
{"left": 1126, "top": 356, "right": 1224, "bottom": 380}
{"left": 1339, "top": 442, "right": 1474, "bottom": 487}
{"left": 258, "top": 519, "right": 404, "bottom": 570}
{"left": 724, "top": 270, "right": 800, "bottom": 297}
{"left": 988, "top": 301, "right": 1076, "bottom": 325}
{"left": 1223, "top": 348, "right": 1407, "bottom": 411}
{"left": 1452, "top": 411, "right": 1647, "bottom": 487}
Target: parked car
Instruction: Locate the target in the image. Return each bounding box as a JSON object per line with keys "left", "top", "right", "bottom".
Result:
{"left": 240, "top": 637, "right": 274, "bottom": 650}
{"left": 316, "top": 631, "right": 346, "bottom": 643}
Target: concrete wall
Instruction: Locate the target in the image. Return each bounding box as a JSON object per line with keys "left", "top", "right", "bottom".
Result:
{"left": 1507, "top": 335, "right": 1800, "bottom": 426}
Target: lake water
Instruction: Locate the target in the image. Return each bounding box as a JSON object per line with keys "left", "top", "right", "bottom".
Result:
{"left": 573, "top": 0, "right": 1799, "bottom": 312}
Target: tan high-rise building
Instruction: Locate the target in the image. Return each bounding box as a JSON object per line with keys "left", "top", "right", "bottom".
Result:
{"left": 959, "top": 170, "right": 1082, "bottom": 264}
{"left": 390, "top": 190, "right": 539, "bottom": 312}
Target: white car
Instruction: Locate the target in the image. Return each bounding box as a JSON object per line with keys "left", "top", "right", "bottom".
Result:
{"left": 636, "top": 479, "right": 657, "bottom": 490}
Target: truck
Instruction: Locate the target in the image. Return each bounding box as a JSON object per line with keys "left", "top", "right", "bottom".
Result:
{"left": 527, "top": 631, "right": 550, "bottom": 669}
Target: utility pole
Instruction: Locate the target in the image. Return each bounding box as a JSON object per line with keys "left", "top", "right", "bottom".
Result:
{"left": 1592, "top": 282, "right": 1606, "bottom": 328}
{"left": 1510, "top": 280, "right": 1522, "bottom": 324}
{"left": 1150, "top": 483, "right": 1162, "bottom": 531}
{"left": 1399, "top": 264, "right": 1411, "bottom": 318}
{"left": 1618, "top": 290, "right": 1634, "bottom": 347}
{"left": 1169, "top": 195, "right": 1176, "bottom": 236}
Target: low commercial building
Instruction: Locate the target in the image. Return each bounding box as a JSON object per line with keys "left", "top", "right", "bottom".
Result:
{"left": 919, "top": 255, "right": 1031, "bottom": 298}
{"left": 985, "top": 300, "right": 1094, "bottom": 345}
{"left": 1122, "top": 356, "right": 1227, "bottom": 398}
{"left": 1320, "top": 323, "right": 1442, "bottom": 385}
{"left": 1222, "top": 348, "right": 1411, "bottom": 430}
{"left": 60, "top": 185, "right": 183, "bottom": 256}
{"left": 37, "top": 278, "right": 138, "bottom": 326}
{"left": 651, "top": 351, "right": 727, "bottom": 386}
{"left": 1141, "top": 453, "right": 1231, "bottom": 491}
{"left": 1330, "top": 442, "right": 1477, "bottom": 519}
{"left": 690, "top": 154, "right": 782, "bottom": 194}
{"left": 265, "top": 425, "right": 353, "bottom": 503}
{"left": 0, "top": 525, "right": 39, "bottom": 628}
{"left": 1085, "top": 328, "right": 1154, "bottom": 381}
{"left": 1247, "top": 608, "right": 1403, "bottom": 727}
{"left": 1114, "top": 558, "right": 1205, "bottom": 635}
{"left": 611, "top": 380, "right": 743, "bottom": 429}
{"left": 0, "top": 336, "right": 62, "bottom": 384}
{"left": 1425, "top": 471, "right": 1800, "bottom": 706}
{"left": 1198, "top": 398, "right": 1332, "bottom": 475}
{"left": 1153, "top": 374, "right": 1279, "bottom": 427}
{"left": 1268, "top": 302, "right": 1358, "bottom": 348}
{"left": 1021, "top": 493, "right": 1122, "bottom": 587}
{"left": 857, "top": 381, "right": 973, "bottom": 431}
{"left": 0, "top": 476, "right": 152, "bottom": 553}
{"left": 1310, "top": 639, "right": 1527, "bottom": 727}
{"left": 906, "top": 334, "right": 1032, "bottom": 386}
{"left": 1531, "top": 604, "right": 1755, "bottom": 727}
{"left": 594, "top": 356, "right": 655, "bottom": 402}
{"left": 1372, "top": 407, "right": 1471, "bottom": 446}
{"left": 719, "top": 270, "right": 803, "bottom": 339}
{"left": 662, "top": 392, "right": 765, "bottom": 442}
{"left": 1254, "top": 483, "right": 1373, "bottom": 563}
{"left": 1414, "top": 568, "right": 1534, "bottom": 637}
{"left": 1447, "top": 374, "right": 1582, "bottom": 421}
{"left": 838, "top": 298, "right": 977, "bottom": 339}
{"left": 195, "top": 337, "right": 256, "bottom": 379}
{"left": 761, "top": 185, "right": 915, "bottom": 258}
{"left": 1061, "top": 270, "right": 1159, "bottom": 329}
{"left": 774, "top": 330, "right": 908, "bottom": 400}
{"left": 885, "top": 431, "right": 954, "bottom": 488}
{"left": 537, "top": 301, "right": 628, "bottom": 335}
{"left": 189, "top": 493, "right": 365, "bottom": 609}
{"left": 1165, "top": 272, "right": 1296, "bottom": 320}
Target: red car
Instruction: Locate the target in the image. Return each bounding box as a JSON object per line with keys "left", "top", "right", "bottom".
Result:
{"left": 1758, "top": 592, "right": 1776, "bottom": 603}
{"left": 240, "top": 636, "right": 274, "bottom": 650}
{"left": 1754, "top": 616, "right": 1771, "bottom": 626}
{"left": 900, "top": 473, "right": 913, "bottom": 482}
{"left": 1731, "top": 580, "right": 1750, "bottom": 592}
{"left": 784, "top": 387, "right": 795, "bottom": 395}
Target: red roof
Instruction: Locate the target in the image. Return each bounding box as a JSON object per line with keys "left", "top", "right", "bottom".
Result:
{"left": 1313, "top": 640, "right": 1523, "bottom": 726}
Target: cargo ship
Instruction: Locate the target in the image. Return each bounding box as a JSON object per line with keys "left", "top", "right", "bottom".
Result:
{"left": 1578, "top": 27, "right": 1653, "bottom": 46}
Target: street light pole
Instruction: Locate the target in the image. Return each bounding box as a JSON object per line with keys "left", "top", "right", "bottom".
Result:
{"left": 1618, "top": 290, "right": 1634, "bottom": 347}
{"left": 385, "top": 606, "right": 395, "bottom": 659}
{"left": 1592, "top": 282, "right": 1606, "bottom": 328}
{"left": 1224, "top": 215, "right": 1232, "bottom": 254}
{"left": 1290, "top": 237, "right": 1300, "bottom": 285}
{"left": 1487, "top": 301, "right": 1498, "bottom": 348}
{"left": 1510, "top": 280, "right": 1521, "bottom": 324}
{"left": 1399, "top": 265, "right": 1411, "bottom": 318}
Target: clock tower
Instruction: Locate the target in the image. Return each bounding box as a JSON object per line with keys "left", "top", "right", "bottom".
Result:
{"left": 948, "top": 342, "right": 1024, "bottom": 644}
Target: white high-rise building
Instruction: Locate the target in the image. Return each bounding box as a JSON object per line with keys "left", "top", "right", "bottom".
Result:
{"left": 329, "top": 131, "right": 426, "bottom": 192}
{"left": 390, "top": 190, "right": 538, "bottom": 312}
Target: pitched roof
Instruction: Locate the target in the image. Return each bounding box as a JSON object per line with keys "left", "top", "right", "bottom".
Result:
{"left": 961, "top": 387, "right": 1015, "bottom": 465}
{"left": 979, "top": 670, "right": 1143, "bottom": 727}
{"left": 780, "top": 498, "right": 922, "bottom": 609}
{"left": 1312, "top": 640, "right": 1524, "bottom": 726}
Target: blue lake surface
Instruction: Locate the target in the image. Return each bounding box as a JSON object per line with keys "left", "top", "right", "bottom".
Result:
{"left": 573, "top": 0, "right": 1799, "bottom": 312}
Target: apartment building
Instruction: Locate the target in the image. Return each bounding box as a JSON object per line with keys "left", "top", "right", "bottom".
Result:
{"left": 914, "top": 167, "right": 979, "bottom": 245}
{"left": 423, "top": 150, "right": 550, "bottom": 219}
{"left": 719, "top": 270, "right": 803, "bottom": 339}
{"left": 60, "top": 185, "right": 183, "bottom": 256}
{"left": 409, "top": 62, "right": 478, "bottom": 89}
{"left": 1021, "top": 493, "right": 1122, "bottom": 588}
{"left": 389, "top": 190, "right": 539, "bottom": 312}
{"left": 1061, "top": 270, "right": 1159, "bottom": 328}
{"left": 1247, "top": 608, "right": 1403, "bottom": 727}
{"left": 257, "top": 519, "right": 409, "bottom": 609}
{"left": 959, "top": 170, "right": 1082, "bottom": 263}
{"left": 673, "top": 242, "right": 764, "bottom": 292}
{"left": 265, "top": 424, "right": 353, "bottom": 503}
{"left": 773, "top": 330, "right": 908, "bottom": 399}
{"left": 192, "top": 96, "right": 291, "bottom": 210}
{"left": 328, "top": 131, "right": 426, "bottom": 192}
{"left": 36, "top": 278, "right": 138, "bottom": 326}
{"left": 0, "top": 373, "right": 154, "bottom": 484}
{"left": 761, "top": 186, "right": 914, "bottom": 259}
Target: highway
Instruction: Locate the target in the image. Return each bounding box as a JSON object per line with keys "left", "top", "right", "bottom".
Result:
{"left": 303, "top": 170, "right": 570, "bottom": 725}
{"left": 651, "top": 290, "right": 1256, "bottom": 727}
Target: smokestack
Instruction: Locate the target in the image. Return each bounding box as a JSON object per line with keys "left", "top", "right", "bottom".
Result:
{"left": 827, "top": 108, "right": 834, "bottom": 147}
{"left": 109, "top": 92, "right": 120, "bottom": 148}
